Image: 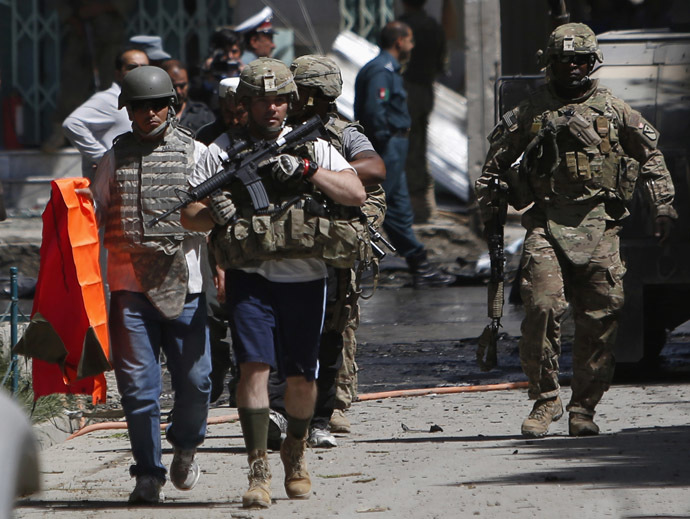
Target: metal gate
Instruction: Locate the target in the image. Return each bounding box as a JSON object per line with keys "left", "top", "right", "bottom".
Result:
{"left": 0, "top": 0, "right": 390, "bottom": 147}
{"left": 1, "top": 0, "right": 232, "bottom": 147}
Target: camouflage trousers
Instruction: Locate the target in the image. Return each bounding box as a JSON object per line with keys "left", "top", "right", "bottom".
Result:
{"left": 519, "top": 224, "right": 625, "bottom": 416}
{"left": 334, "top": 305, "right": 359, "bottom": 409}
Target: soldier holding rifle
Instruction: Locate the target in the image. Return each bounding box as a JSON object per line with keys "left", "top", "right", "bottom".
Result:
{"left": 181, "top": 58, "right": 365, "bottom": 509}
{"left": 476, "top": 23, "right": 676, "bottom": 438}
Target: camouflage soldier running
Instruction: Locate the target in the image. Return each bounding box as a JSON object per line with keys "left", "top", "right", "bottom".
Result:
{"left": 475, "top": 23, "right": 676, "bottom": 437}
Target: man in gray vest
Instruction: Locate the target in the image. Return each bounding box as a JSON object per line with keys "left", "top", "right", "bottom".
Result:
{"left": 78, "top": 65, "right": 211, "bottom": 503}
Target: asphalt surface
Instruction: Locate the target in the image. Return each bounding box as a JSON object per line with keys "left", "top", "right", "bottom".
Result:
{"left": 13, "top": 283, "right": 690, "bottom": 519}
{"left": 5, "top": 215, "right": 690, "bottom": 517}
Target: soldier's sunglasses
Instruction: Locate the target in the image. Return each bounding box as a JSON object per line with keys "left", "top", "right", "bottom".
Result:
{"left": 131, "top": 98, "right": 170, "bottom": 112}
{"left": 556, "top": 54, "right": 592, "bottom": 65}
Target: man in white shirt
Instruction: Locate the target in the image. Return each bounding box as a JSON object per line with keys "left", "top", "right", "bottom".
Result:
{"left": 62, "top": 47, "right": 148, "bottom": 178}
{"left": 182, "top": 58, "right": 365, "bottom": 509}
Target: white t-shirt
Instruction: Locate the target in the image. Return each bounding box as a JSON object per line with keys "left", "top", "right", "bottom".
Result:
{"left": 92, "top": 136, "right": 208, "bottom": 294}
{"left": 191, "top": 126, "right": 356, "bottom": 283}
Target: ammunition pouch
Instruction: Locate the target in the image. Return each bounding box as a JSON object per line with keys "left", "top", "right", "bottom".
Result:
{"left": 567, "top": 111, "right": 602, "bottom": 147}
{"left": 211, "top": 199, "right": 371, "bottom": 270}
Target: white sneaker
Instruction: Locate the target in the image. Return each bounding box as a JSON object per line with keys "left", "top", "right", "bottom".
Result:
{"left": 170, "top": 448, "right": 200, "bottom": 491}
{"left": 307, "top": 427, "right": 337, "bottom": 448}
{"left": 129, "top": 475, "right": 163, "bottom": 503}
{"left": 267, "top": 410, "right": 288, "bottom": 451}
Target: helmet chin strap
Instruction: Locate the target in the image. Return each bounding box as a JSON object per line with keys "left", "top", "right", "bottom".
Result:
{"left": 132, "top": 102, "right": 176, "bottom": 139}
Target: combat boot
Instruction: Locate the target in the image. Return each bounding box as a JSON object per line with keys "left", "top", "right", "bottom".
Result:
{"left": 280, "top": 433, "right": 311, "bottom": 499}
{"left": 569, "top": 412, "right": 599, "bottom": 436}
{"left": 243, "top": 450, "right": 272, "bottom": 508}
{"left": 329, "top": 409, "right": 351, "bottom": 433}
{"left": 406, "top": 249, "right": 455, "bottom": 289}
{"left": 521, "top": 396, "right": 563, "bottom": 438}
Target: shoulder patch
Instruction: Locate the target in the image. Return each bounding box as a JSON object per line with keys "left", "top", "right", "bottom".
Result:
{"left": 501, "top": 109, "right": 519, "bottom": 132}
{"left": 384, "top": 61, "right": 395, "bottom": 72}
{"left": 641, "top": 123, "right": 657, "bottom": 141}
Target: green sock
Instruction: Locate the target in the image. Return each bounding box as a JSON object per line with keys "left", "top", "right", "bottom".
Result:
{"left": 238, "top": 407, "right": 269, "bottom": 452}
{"left": 286, "top": 413, "right": 312, "bottom": 440}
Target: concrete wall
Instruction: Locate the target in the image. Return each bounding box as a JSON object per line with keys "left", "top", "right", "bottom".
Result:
{"left": 0, "top": 149, "right": 81, "bottom": 211}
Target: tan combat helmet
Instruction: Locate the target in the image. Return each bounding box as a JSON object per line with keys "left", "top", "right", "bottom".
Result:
{"left": 290, "top": 55, "right": 343, "bottom": 100}
{"left": 236, "top": 57, "right": 298, "bottom": 101}
{"left": 539, "top": 22, "right": 603, "bottom": 68}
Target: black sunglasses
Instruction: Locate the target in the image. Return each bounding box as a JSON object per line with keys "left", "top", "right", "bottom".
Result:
{"left": 130, "top": 98, "right": 170, "bottom": 112}
{"left": 556, "top": 54, "right": 592, "bottom": 65}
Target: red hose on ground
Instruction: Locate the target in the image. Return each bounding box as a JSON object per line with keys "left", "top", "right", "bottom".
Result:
{"left": 65, "top": 413, "right": 239, "bottom": 441}
{"left": 65, "top": 381, "right": 529, "bottom": 441}
{"left": 356, "top": 381, "right": 529, "bottom": 401}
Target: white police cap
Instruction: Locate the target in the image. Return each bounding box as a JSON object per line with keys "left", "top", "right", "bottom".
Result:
{"left": 235, "top": 6, "right": 274, "bottom": 35}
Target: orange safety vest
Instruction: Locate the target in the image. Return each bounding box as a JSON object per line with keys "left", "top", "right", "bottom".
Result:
{"left": 14, "top": 178, "right": 111, "bottom": 404}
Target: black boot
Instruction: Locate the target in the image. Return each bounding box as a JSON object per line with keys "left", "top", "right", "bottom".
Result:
{"left": 406, "top": 249, "right": 455, "bottom": 289}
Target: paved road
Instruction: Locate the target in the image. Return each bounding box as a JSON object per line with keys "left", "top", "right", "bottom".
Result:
{"left": 12, "top": 283, "right": 690, "bottom": 518}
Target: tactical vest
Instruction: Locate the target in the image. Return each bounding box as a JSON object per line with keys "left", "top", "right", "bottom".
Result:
{"left": 325, "top": 117, "right": 387, "bottom": 228}
{"left": 210, "top": 127, "right": 370, "bottom": 270}
{"left": 105, "top": 125, "right": 203, "bottom": 319}
{"left": 525, "top": 86, "right": 639, "bottom": 207}
{"left": 105, "top": 125, "right": 202, "bottom": 254}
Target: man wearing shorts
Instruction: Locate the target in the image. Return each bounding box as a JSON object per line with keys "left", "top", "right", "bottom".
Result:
{"left": 181, "top": 58, "right": 366, "bottom": 509}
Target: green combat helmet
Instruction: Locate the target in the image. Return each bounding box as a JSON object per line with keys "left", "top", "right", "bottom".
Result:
{"left": 290, "top": 55, "right": 343, "bottom": 100}
{"left": 118, "top": 65, "right": 177, "bottom": 109}
{"left": 236, "top": 57, "right": 298, "bottom": 101}
{"left": 538, "top": 22, "right": 603, "bottom": 68}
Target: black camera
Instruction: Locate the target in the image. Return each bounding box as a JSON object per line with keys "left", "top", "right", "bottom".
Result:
{"left": 210, "top": 54, "right": 241, "bottom": 80}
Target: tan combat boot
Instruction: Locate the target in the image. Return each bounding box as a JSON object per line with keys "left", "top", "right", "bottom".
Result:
{"left": 242, "top": 450, "right": 271, "bottom": 508}
{"left": 569, "top": 412, "right": 599, "bottom": 436}
{"left": 329, "top": 409, "right": 351, "bottom": 433}
{"left": 280, "top": 433, "right": 311, "bottom": 499}
{"left": 521, "top": 396, "right": 563, "bottom": 438}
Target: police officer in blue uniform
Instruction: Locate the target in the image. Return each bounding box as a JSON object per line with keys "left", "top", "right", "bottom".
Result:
{"left": 355, "top": 21, "right": 454, "bottom": 288}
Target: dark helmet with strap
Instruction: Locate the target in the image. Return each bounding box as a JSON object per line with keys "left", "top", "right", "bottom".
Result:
{"left": 118, "top": 65, "right": 177, "bottom": 109}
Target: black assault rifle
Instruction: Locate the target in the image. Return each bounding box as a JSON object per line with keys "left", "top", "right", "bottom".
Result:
{"left": 477, "top": 176, "right": 508, "bottom": 371}
{"left": 146, "top": 115, "right": 324, "bottom": 227}
{"left": 368, "top": 224, "right": 396, "bottom": 259}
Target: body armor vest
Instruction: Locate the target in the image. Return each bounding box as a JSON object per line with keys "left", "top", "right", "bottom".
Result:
{"left": 106, "top": 125, "right": 201, "bottom": 254}
{"left": 325, "top": 117, "right": 387, "bottom": 228}
{"left": 211, "top": 126, "right": 370, "bottom": 270}
{"left": 526, "top": 86, "right": 639, "bottom": 208}
{"left": 105, "top": 125, "right": 202, "bottom": 319}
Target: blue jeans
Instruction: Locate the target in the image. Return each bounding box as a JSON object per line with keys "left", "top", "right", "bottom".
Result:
{"left": 109, "top": 291, "right": 211, "bottom": 481}
{"left": 379, "top": 136, "right": 425, "bottom": 258}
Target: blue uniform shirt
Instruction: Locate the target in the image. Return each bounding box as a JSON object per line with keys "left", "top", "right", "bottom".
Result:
{"left": 354, "top": 50, "right": 411, "bottom": 147}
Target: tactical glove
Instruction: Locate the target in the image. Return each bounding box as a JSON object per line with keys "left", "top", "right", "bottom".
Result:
{"left": 208, "top": 192, "right": 236, "bottom": 225}
{"left": 265, "top": 154, "right": 319, "bottom": 183}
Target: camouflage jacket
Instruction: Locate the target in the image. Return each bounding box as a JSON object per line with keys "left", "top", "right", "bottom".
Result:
{"left": 476, "top": 80, "right": 677, "bottom": 263}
